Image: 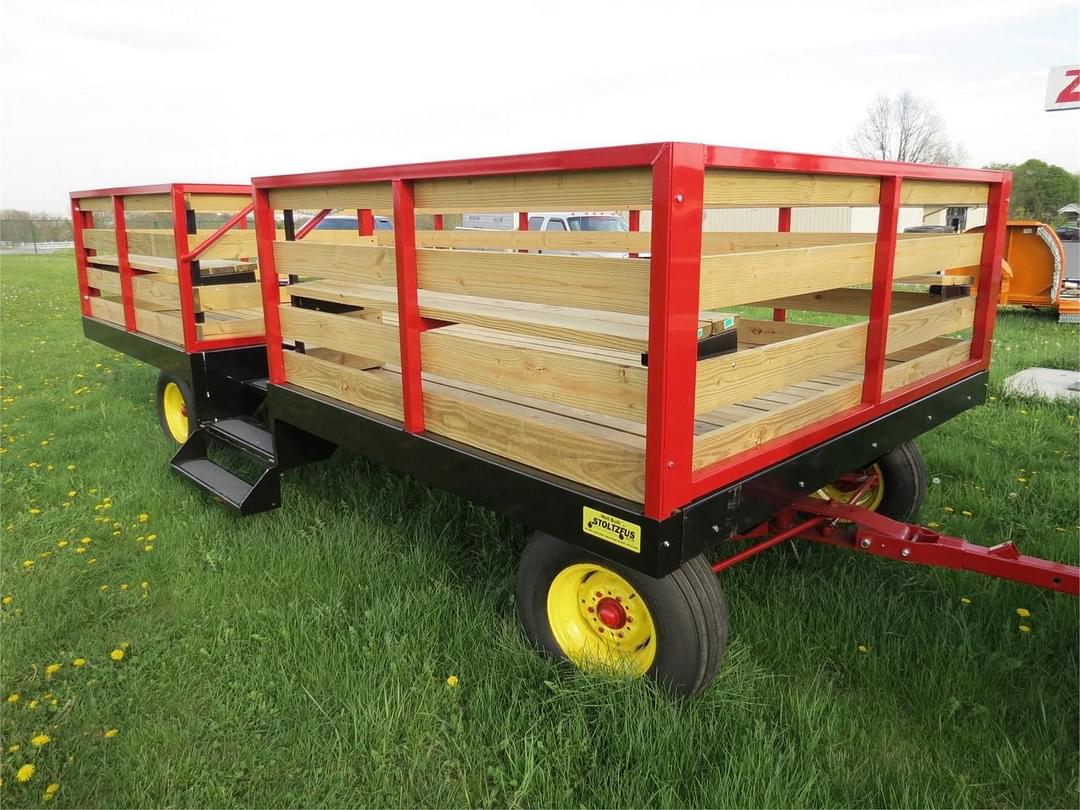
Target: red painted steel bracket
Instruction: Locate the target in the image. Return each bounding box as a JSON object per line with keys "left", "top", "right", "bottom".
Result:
{"left": 714, "top": 498, "right": 1079, "bottom": 596}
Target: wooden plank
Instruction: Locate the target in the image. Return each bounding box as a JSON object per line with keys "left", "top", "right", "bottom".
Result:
{"left": 901, "top": 181, "right": 988, "bottom": 206}
{"left": 737, "top": 318, "right": 829, "bottom": 345}
{"left": 131, "top": 275, "right": 180, "bottom": 309}
{"left": 699, "top": 232, "right": 938, "bottom": 255}
{"left": 897, "top": 273, "right": 974, "bottom": 286}
{"left": 421, "top": 326, "right": 648, "bottom": 421}
{"left": 86, "top": 267, "right": 120, "bottom": 294}
{"left": 88, "top": 296, "right": 125, "bottom": 326}
{"left": 756, "top": 289, "right": 943, "bottom": 316}
{"left": 122, "top": 194, "right": 172, "bottom": 212}
{"left": 126, "top": 230, "right": 177, "bottom": 258}
{"left": 696, "top": 297, "right": 975, "bottom": 413}
{"left": 274, "top": 241, "right": 397, "bottom": 285}
{"left": 422, "top": 377, "right": 644, "bottom": 501}
{"left": 882, "top": 340, "right": 972, "bottom": 392}
{"left": 419, "top": 249, "right": 648, "bottom": 314}
{"left": 413, "top": 168, "right": 652, "bottom": 213}
{"left": 196, "top": 315, "right": 264, "bottom": 340}
{"left": 693, "top": 378, "right": 863, "bottom": 470}
{"left": 75, "top": 197, "right": 112, "bottom": 212}
{"left": 894, "top": 234, "right": 982, "bottom": 274}
{"left": 134, "top": 308, "right": 183, "bottom": 344}
{"left": 186, "top": 193, "right": 252, "bottom": 212}
{"left": 190, "top": 230, "right": 257, "bottom": 260}
{"left": 193, "top": 282, "right": 262, "bottom": 312}
{"left": 380, "top": 228, "right": 651, "bottom": 253}
{"left": 699, "top": 234, "right": 982, "bottom": 309}
{"left": 284, "top": 350, "right": 403, "bottom": 421}
{"left": 267, "top": 183, "right": 393, "bottom": 212}
{"left": 701, "top": 242, "right": 875, "bottom": 308}
{"left": 279, "top": 305, "right": 400, "bottom": 364}
{"left": 88, "top": 254, "right": 178, "bottom": 275}
{"left": 83, "top": 229, "right": 118, "bottom": 253}
{"left": 704, "top": 171, "right": 881, "bottom": 207}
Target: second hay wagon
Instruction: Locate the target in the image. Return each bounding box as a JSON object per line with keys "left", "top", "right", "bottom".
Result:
{"left": 71, "top": 142, "right": 1079, "bottom": 698}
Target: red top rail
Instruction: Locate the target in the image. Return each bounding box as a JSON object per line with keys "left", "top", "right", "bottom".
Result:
{"left": 71, "top": 183, "right": 251, "bottom": 200}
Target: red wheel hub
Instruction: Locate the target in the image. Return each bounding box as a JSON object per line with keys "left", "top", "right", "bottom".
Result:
{"left": 595, "top": 597, "right": 627, "bottom": 629}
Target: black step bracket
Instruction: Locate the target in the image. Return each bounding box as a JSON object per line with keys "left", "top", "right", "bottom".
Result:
{"left": 170, "top": 428, "right": 280, "bottom": 515}
{"left": 208, "top": 417, "right": 275, "bottom": 465}
{"left": 640, "top": 327, "right": 738, "bottom": 367}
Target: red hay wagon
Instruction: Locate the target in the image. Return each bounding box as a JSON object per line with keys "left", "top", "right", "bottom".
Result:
{"left": 71, "top": 142, "right": 1079, "bottom": 697}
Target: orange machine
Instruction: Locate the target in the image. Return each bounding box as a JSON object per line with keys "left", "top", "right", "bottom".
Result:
{"left": 961, "top": 221, "right": 1079, "bottom": 322}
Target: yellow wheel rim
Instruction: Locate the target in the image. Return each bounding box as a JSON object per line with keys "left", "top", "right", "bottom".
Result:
{"left": 162, "top": 382, "right": 189, "bottom": 443}
{"left": 816, "top": 463, "right": 886, "bottom": 511}
{"left": 546, "top": 563, "right": 657, "bottom": 677}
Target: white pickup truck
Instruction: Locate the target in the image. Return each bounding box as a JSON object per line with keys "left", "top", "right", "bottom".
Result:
{"left": 461, "top": 211, "right": 633, "bottom": 257}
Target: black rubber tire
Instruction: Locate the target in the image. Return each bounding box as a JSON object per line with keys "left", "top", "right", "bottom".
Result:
{"left": 154, "top": 370, "right": 194, "bottom": 445}
{"left": 516, "top": 531, "right": 729, "bottom": 699}
{"left": 873, "top": 440, "right": 927, "bottom": 522}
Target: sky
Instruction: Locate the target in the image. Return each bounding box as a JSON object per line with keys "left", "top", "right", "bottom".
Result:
{"left": 1, "top": 0, "right": 1077, "bottom": 213}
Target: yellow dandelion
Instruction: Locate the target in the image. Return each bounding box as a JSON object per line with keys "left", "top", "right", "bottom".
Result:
{"left": 944, "top": 506, "right": 955, "bottom": 513}
{"left": 27, "top": 699, "right": 39, "bottom": 710}
{"left": 1, "top": 595, "right": 12, "bottom": 605}
{"left": 6, "top": 693, "right": 18, "bottom": 703}
{"left": 7, "top": 743, "right": 19, "bottom": 752}
{"left": 119, "top": 584, "right": 128, "bottom": 591}
{"left": 1016, "top": 607, "right": 1031, "bottom": 618}
{"left": 856, "top": 644, "right": 868, "bottom": 654}
{"left": 99, "top": 584, "right": 109, "bottom": 592}
{"left": 146, "top": 533, "right": 157, "bottom": 541}
{"left": 1019, "top": 625, "right": 1031, "bottom": 633}
{"left": 138, "top": 513, "right": 149, "bottom": 523}
{"left": 960, "top": 597, "right": 972, "bottom": 605}
{"left": 109, "top": 648, "right": 124, "bottom": 662}
{"left": 1020, "top": 409, "right": 1028, "bottom": 415}
{"left": 74, "top": 547, "right": 87, "bottom": 554}
{"left": 927, "top": 521, "right": 940, "bottom": 529}
{"left": 104, "top": 728, "right": 118, "bottom": 738}
{"left": 57, "top": 540, "right": 68, "bottom": 548}
{"left": 66, "top": 464, "right": 75, "bottom": 471}
{"left": 72, "top": 658, "right": 86, "bottom": 667}
{"left": 67, "top": 490, "right": 76, "bottom": 497}
{"left": 961, "top": 510, "right": 973, "bottom": 517}
{"left": 1055, "top": 527, "right": 1067, "bottom": 533}
{"left": 87, "top": 558, "right": 97, "bottom": 565}
{"left": 30, "top": 734, "right": 50, "bottom": 747}
{"left": 22, "top": 559, "right": 34, "bottom": 569}
{"left": 29, "top": 508, "right": 41, "bottom": 515}
{"left": 446, "top": 674, "right": 460, "bottom": 687}
{"left": 140, "top": 581, "right": 149, "bottom": 589}
{"left": 144, "top": 545, "right": 153, "bottom": 553}
{"left": 15, "top": 763, "right": 34, "bottom": 783}
{"left": 45, "top": 663, "right": 61, "bottom": 678}
{"left": 45, "top": 783, "right": 59, "bottom": 796}
{"left": 83, "top": 536, "right": 95, "bottom": 544}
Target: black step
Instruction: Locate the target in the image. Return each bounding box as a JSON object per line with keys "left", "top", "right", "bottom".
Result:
{"left": 244, "top": 377, "right": 269, "bottom": 392}
{"left": 208, "top": 417, "right": 275, "bottom": 464}
{"left": 173, "top": 458, "right": 256, "bottom": 511}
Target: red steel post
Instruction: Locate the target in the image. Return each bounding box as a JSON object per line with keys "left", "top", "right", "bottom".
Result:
{"left": 393, "top": 179, "right": 425, "bottom": 433}
{"left": 862, "top": 176, "right": 902, "bottom": 403}
{"left": 254, "top": 187, "right": 286, "bottom": 384}
{"left": 970, "top": 177, "right": 1012, "bottom": 363}
{"left": 628, "top": 209, "right": 640, "bottom": 258}
{"left": 644, "top": 143, "right": 706, "bottom": 519}
{"left": 170, "top": 187, "right": 198, "bottom": 352}
{"left": 112, "top": 195, "right": 137, "bottom": 332}
{"left": 71, "top": 201, "right": 93, "bottom": 317}
{"left": 772, "top": 207, "right": 792, "bottom": 322}
{"left": 358, "top": 209, "right": 374, "bottom": 236}
{"left": 433, "top": 214, "right": 444, "bottom": 231}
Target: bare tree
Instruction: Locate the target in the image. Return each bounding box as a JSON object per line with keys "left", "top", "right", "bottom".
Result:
{"left": 848, "top": 92, "right": 967, "bottom": 166}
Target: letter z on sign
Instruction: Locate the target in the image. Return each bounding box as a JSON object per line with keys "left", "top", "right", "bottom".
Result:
{"left": 1046, "top": 65, "right": 1080, "bottom": 112}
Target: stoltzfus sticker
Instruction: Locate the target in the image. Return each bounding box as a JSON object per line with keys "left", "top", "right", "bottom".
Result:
{"left": 582, "top": 507, "right": 641, "bottom": 553}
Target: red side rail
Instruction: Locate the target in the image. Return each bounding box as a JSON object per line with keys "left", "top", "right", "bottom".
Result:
{"left": 249, "top": 143, "right": 1011, "bottom": 522}
{"left": 70, "top": 183, "right": 263, "bottom": 354}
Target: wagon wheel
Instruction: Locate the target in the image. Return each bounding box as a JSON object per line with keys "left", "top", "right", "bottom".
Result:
{"left": 155, "top": 371, "right": 194, "bottom": 444}
{"left": 516, "top": 531, "right": 728, "bottom": 699}
{"left": 815, "top": 440, "right": 927, "bottom": 522}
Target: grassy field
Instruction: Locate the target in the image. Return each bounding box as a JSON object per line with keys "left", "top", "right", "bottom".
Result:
{"left": 1, "top": 254, "right": 1077, "bottom": 808}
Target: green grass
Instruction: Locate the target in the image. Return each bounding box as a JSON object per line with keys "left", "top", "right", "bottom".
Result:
{"left": 1, "top": 254, "right": 1077, "bottom": 808}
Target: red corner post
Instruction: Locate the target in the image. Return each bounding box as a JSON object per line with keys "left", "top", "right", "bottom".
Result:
{"left": 862, "top": 176, "right": 901, "bottom": 403}
{"left": 392, "top": 179, "right": 425, "bottom": 433}
{"left": 644, "top": 143, "right": 706, "bottom": 520}
{"left": 112, "top": 195, "right": 136, "bottom": 332}
{"left": 772, "top": 207, "right": 791, "bottom": 322}
{"left": 71, "top": 200, "right": 93, "bottom": 317}
{"left": 970, "top": 177, "right": 1012, "bottom": 363}
{"left": 170, "top": 187, "right": 199, "bottom": 352}
{"left": 254, "top": 187, "right": 286, "bottom": 384}
{"left": 358, "top": 209, "right": 374, "bottom": 236}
